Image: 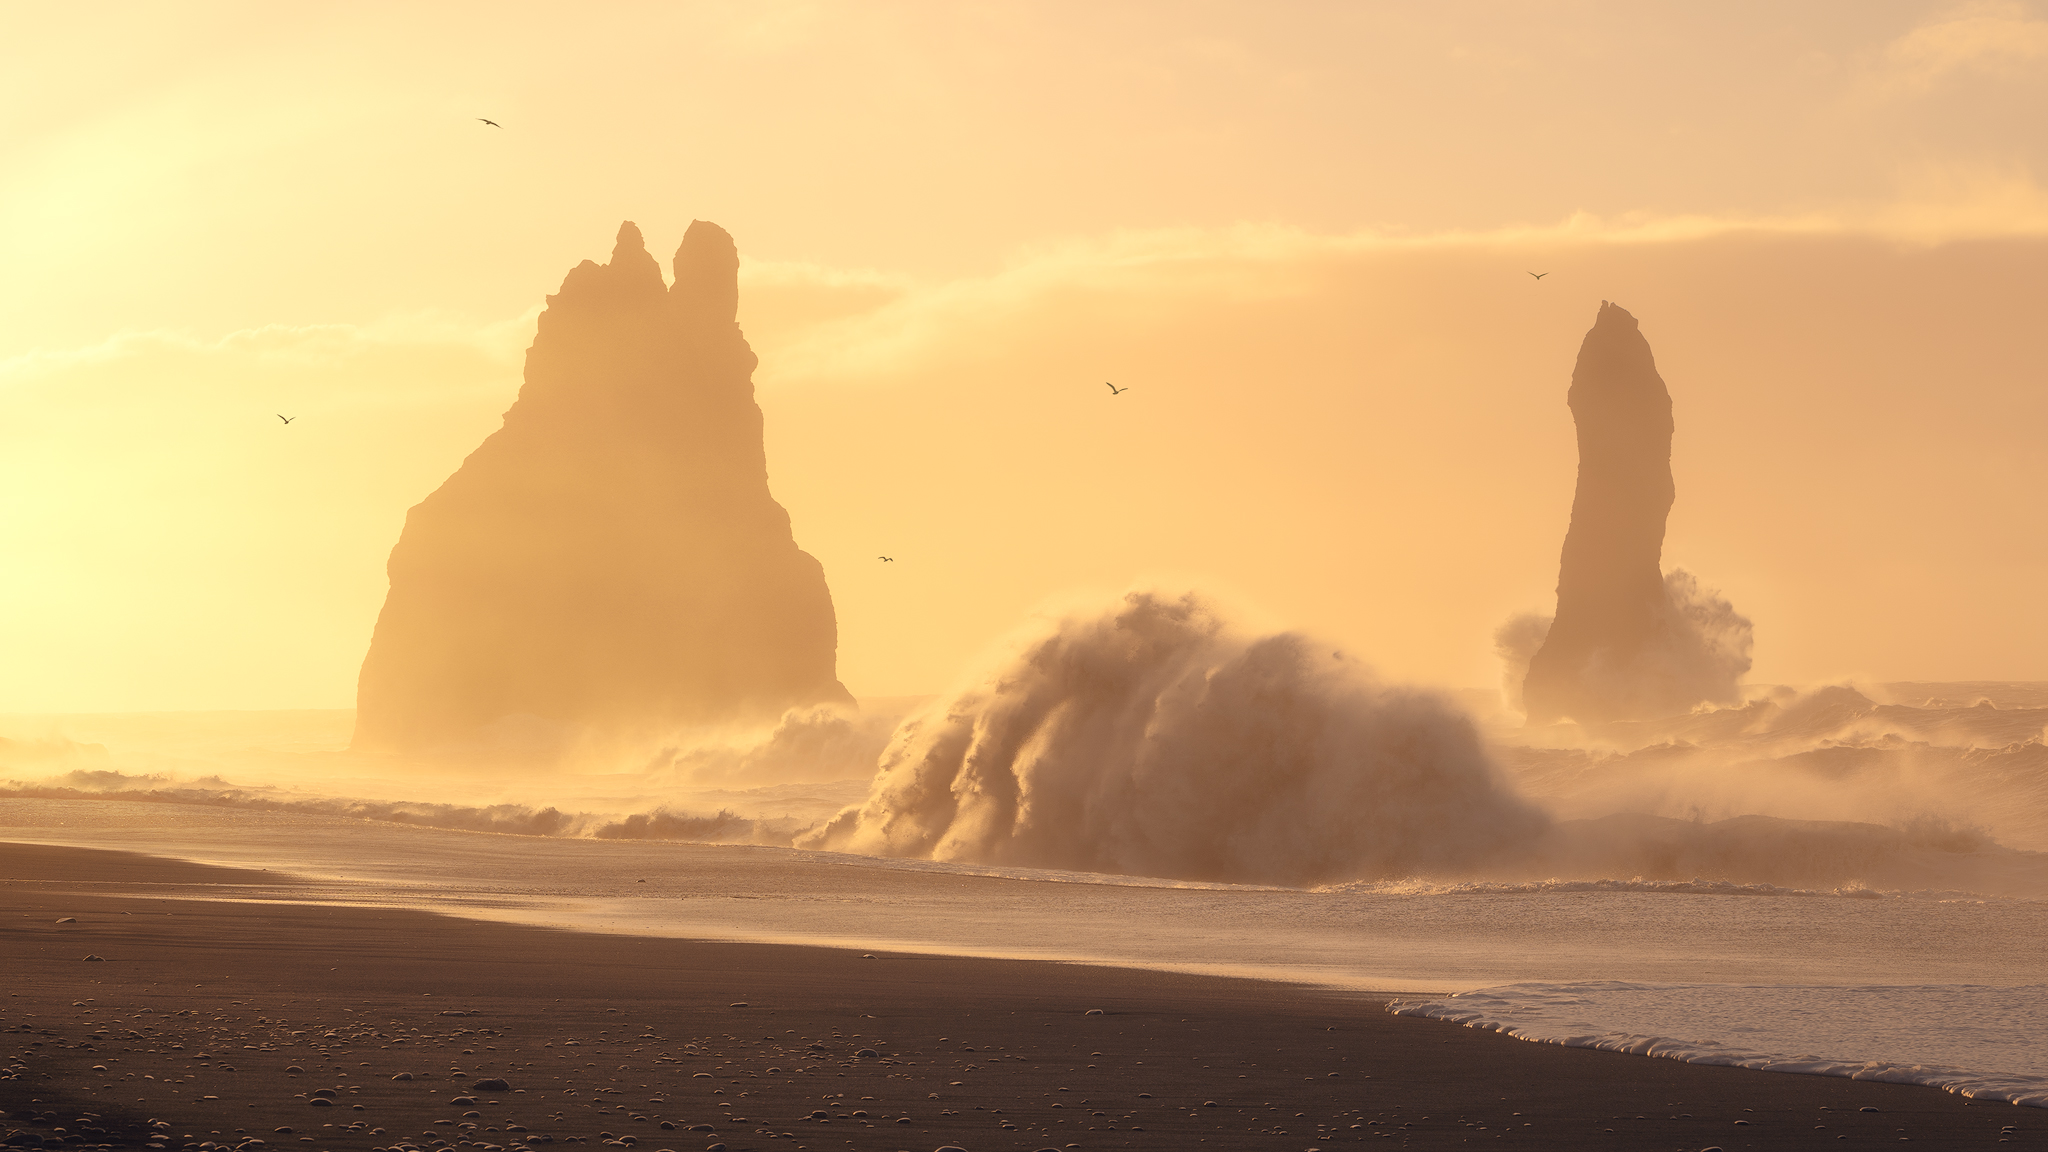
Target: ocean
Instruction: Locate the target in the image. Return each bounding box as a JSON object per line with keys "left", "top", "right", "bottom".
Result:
{"left": 3, "top": 681, "right": 2046, "bottom": 1108}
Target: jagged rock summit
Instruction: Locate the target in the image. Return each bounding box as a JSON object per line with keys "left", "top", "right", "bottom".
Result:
{"left": 352, "top": 220, "right": 852, "bottom": 754}
{"left": 1521, "top": 302, "right": 1750, "bottom": 725}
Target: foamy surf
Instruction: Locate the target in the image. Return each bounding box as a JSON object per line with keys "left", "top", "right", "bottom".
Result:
{"left": 1319, "top": 876, "right": 1885, "bottom": 898}
{"left": 1390, "top": 981, "right": 2048, "bottom": 1108}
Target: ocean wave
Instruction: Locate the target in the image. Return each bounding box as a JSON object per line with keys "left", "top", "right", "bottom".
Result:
{"left": 0, "top": 770, "right": 775, "bottom": 844}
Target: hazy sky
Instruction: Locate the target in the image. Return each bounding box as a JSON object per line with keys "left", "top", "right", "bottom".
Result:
{"left": 5, "top": 1, "right": 2046, "bottom": 710}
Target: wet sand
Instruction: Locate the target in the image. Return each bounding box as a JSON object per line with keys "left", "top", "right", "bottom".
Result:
{"left": 3, "top": 842, "right": 2042, "bottom": 1152}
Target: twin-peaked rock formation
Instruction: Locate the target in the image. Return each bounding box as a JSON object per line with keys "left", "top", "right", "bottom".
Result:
{"left": 1520, "top": 302, "right": 1751, "bottom": 725}
{"left": 353, "top": 221, "right": 851, "bottom": 754}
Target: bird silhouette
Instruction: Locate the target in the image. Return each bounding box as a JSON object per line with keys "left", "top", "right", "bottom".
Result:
{"left": 1105, "top": 381, "right": 1128, "bottom": 395}
{"left": 878, "top": 556, "right": 894, "bottom": 562}
{"left": 277, "top": 414, "right": 295, "bottom": 424}
{"left": 478, "top": 118, "right": 502, "bottom": 128}
{"left": 1528, "top": 272, "right": 1549, "bottom": 280}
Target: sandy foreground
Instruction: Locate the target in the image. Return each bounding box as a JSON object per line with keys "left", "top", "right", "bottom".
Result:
{"left": 3, "top": 843, "right": 2042, "bottom": 1152}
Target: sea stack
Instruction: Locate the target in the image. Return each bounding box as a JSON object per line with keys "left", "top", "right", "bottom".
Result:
{"left": 352, "top": 220, "right": 853, "bottom": 754}
{"left": 1522, "top": 302, "right": 1747, "bottom": 724}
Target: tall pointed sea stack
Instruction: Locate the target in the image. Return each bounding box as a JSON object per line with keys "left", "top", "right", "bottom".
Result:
{"left": 352, "top": 220, "right": 852, "bottom": 754}
{"left": 1522, "top": 302, "right": 1749, "bottom": 724}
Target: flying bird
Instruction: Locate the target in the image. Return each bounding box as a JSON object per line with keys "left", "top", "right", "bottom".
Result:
{"left": 478, "top": 118, "right": 502, "bottom": 128}
{"left": 878, "top": 556, "right": 894, "bottom": 562}
{"left": 1105, "top": 382, "right": 1128, "bottom": 395}
{"left": 1528, "top": 272, "right": 1549, "bottom": 280}
{"left": 277, "top": 414, "right": 295, "bottom": 424}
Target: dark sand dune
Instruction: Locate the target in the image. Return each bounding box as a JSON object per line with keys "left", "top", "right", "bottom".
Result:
{"left": 3, "top": 843, "right": 2040, "bottom": 1151}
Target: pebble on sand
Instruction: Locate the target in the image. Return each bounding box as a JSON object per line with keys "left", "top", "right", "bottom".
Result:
{"left": 82, "top": 955, "right": 106, "bottom": 962}
{"left": 1084, "top": 1009, "right": 1103, "bottom": 1016}
{"left": 55, "top": 917, "right": 75, "bottom": 924}
{"left": 285, "top": 1067, "right": 304, "bottom": 1074}
{"left": 392, "top": 1074, "right": 413, "bottom": 1081}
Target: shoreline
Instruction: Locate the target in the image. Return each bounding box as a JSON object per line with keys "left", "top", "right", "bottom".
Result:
{"left": 5, "top": 842, "right": 2046, "bottom": 1151}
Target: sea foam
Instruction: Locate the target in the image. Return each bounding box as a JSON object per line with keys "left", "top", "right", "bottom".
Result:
{"left": 1390, "top": 981, "right": 2048, "bottom": 1108}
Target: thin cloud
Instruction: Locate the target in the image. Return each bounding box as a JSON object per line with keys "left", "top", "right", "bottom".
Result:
{"left": 1880, "top": 0, "right": 2048, "bottom": 92}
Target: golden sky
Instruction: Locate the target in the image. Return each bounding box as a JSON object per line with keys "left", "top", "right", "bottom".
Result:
{"left": 4, "top": 1, "right": 2046, "bottom": 710}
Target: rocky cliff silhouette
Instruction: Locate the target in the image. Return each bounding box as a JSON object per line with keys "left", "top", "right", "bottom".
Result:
{"left": 1521, "top": 302, "right": 1751, "bottom": 724}
{"left": 352, "top": 221, "right": 852, "bottom": 754}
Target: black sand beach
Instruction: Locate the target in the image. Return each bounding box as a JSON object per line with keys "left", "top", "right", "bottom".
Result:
{"left": 3, "top": 842, "right": 2041, "bottom": 1152}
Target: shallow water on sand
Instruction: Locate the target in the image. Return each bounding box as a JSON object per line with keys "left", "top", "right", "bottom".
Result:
{"left": 10, "top": 798, "right": 2048, "bottom": 1106}
{"left": 1393, "top": 982, "right": 2048, "bottom": 1107}
{"left": 4, "top": 797, "right": 2045, "bottom": 993}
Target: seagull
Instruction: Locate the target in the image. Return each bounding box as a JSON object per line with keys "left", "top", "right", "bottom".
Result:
{"left": 878, "top": 556, "right": 894, "bottom": 562}
{"left": 1105, "top": 382, "right": 1128, "bottom": 395}
{"left": 1528, "top": 272, "right": 1548, "bottom": 280}
{"left": 478, "top": 118, "right": 502, "bottom": 128}
{"left": 277, "top": 414, "right": 295, "bottom": 424}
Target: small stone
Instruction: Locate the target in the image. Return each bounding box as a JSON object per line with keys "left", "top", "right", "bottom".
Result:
{"left": 1083, "top": 1009, "right": 1103, "bottom": 1016}
{"left": 856, "top": 1049, "right": 877, "bottom": 1058}
{"left": 55, "top": 918, "right": 75, "bottom": 924}
{"left": 1202, "top": 1100, "right": 1218, "bottom": 1108}
{"left": 895, "top": 1118, "right": 911, "bottom": 1125}
{"left": 82, "top": 955, "right": 106, "bottom": 962}
{"left": 1860, "top": 1108, "right": 1879, "bottom": 1113}
{"left": 685, "top": 1126, "right": 713, "bottom": 1133}
{"left": 393, "top": 1074, "right": 413, "bottom": 1082}
{"left": 727, "top": 1003, "right": 747, "bottom": 1009}
{"left": 285, "top": 1067, "right": 304, "bottom": 1074}
{"left": 450, "top": 1097, "right": 478, "bottom": 1106}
